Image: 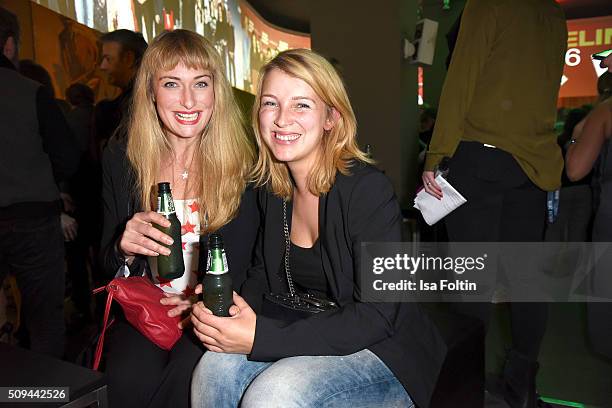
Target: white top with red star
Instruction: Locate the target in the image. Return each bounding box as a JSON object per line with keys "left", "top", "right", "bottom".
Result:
{"left": 149, "top": 199, "right": 200, "bottom": 297}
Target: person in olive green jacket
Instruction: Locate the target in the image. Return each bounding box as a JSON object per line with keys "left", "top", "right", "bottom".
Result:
{"left": 422, "top": 1, "right": 567, "bottom": 407}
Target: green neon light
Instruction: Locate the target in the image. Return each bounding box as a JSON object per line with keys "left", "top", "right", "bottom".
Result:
{"left": 442, "top": 0, "right": 451, "bottom": 10}
{"left": 539, "top": 397, "right": 585, "bottom": 408}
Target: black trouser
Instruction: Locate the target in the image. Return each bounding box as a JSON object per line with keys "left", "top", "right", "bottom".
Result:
{"left": 104, "top": 318, "right": 205, "bottom": 408}
{"left": 65, "top": 237, "right": 92, "bottom": 319}
{"left": 0, "top": 214, "right": 65, "bottom": 358}
{"left": 444, "top": 142, "right": 548, "bottom": 361}
{"left": 588, "top": 212, "right": 612, "bottom": 360}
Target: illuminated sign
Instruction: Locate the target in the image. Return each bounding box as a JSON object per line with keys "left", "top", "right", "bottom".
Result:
{"left": 560, "top": 16, "right": 612, "bottom": 99}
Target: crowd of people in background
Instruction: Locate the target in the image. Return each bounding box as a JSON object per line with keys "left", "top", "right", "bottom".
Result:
{"left": 0, "top": 12, "right": 148, "bottom": 348}
{"left": 1, "top": 7, "right": 79, "bottom": 358}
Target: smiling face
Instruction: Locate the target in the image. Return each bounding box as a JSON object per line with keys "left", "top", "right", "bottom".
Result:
{"left": 154, "top": 63, "right": 215, "bottom": 141}
{"left": 258, "top": 68, "right": 335, "bottom": 173}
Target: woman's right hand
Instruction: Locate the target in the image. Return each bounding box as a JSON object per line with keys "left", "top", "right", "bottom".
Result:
{"left": 118, "top": 211, "right": 174, "bottom": 258}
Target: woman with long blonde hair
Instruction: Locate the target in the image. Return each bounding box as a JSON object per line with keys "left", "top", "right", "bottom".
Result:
{"left": 189, "top": 48, "right": 445, "bottom": 408}
{"left": 99, "top": 29, "right": 259, "bottom": 408}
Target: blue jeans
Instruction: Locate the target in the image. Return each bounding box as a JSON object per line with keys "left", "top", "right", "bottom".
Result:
{"left": 191, "top": 349, "right": 413, "bottom": 408}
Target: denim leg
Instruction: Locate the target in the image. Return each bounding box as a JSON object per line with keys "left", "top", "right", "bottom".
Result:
{"left": 241, "top": 349, "right": 413, "bottom": 408}
{"left": 191, "top": 352, "right": 271, "bottom": 408}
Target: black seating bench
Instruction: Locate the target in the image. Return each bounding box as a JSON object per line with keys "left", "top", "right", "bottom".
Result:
{"left": 0, "top": 343, "right": 107, "bottom": 408}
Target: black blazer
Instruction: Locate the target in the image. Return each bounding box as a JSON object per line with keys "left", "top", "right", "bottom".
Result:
{"left": 99, "top": 140, "right": 260, "bottom": 289}
{"left": 241, "top": 162, "right": 446, "bottom": 408}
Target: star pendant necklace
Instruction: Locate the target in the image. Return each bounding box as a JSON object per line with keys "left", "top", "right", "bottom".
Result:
{"left": 174, "top": 152, "right": 195, "bottom": 182}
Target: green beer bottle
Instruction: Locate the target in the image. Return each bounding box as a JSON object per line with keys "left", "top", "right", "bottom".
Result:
{"left": 155, "top": 182, "right": 184, "bottom": 279}
{"left": 202, "top": 233, "right": 233, "bottom": 317}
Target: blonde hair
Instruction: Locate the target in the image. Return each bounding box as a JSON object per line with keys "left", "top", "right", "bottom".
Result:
{"left": 251, "top": 48, "right": 371, "bottom": 200}
{"left": 127, "top": 29, "right": 254, "bottom": 232}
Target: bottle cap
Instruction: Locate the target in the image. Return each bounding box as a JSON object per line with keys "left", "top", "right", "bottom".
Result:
{"left": 158, "top": 182, "right": 171, "bottom": 193}
{"left": 208, "top": 233, "right": 223, "bottom": 248}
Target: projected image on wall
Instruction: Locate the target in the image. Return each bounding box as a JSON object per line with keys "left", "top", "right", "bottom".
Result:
{"left": 34, "top": 0, "right": 311, "bottom": 94}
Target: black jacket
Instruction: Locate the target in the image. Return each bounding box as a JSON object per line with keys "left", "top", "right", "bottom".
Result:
{"left": 241, "top": 163, "right": 446, "bottom": 408}
{"left": 0, "top": 54, "right": 79, "bottom": 217}
{"left": 99, "top": 140, "right": 260, "bottom": 288}
{"left": 93, "top": 84, "right": 133, "bottom": 148}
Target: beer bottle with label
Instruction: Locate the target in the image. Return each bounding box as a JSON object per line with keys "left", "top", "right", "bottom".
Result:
{"left": 155, "top": 182, "right": 184, "bottom": 279}
{"left": 202, "top": 233, "right": 233, "bottom": 317}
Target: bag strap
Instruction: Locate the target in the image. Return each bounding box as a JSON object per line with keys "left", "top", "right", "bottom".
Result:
{"left": 92, "top": 284, "right": 116, "bottom": 371}
{"left": 280, "top": 200, "right": 338, "bottom": 310}
{"left": 282, "top": 200, "right": 296, "bottom": 297}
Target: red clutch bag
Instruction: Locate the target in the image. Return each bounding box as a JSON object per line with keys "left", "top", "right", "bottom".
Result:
{"left": 93, "top": 277, "right": 182, "bottom": 370}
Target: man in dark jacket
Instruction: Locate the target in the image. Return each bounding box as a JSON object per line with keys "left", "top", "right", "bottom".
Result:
{"left": 94, "top": 29, "right": 147, "bottom": 148}
{"left": 0, "top": 7, "right": 80, "bottom": 358}
{"left": 89, "top": 30, "right": 147, "bottom": 300}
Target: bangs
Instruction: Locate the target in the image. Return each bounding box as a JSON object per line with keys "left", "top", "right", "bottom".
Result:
{"left": 262, "top": 52, "right": 331, "bottom": 108}
{"left": 155, "top": 46, "right": 213, "bottom": 73}
{"left": 149, "top": 31, "right": 217, "bottom": 75}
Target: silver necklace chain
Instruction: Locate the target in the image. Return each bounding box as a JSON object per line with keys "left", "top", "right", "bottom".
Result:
{"left": 173, "top": 152, "right": 195, "bottom": 181}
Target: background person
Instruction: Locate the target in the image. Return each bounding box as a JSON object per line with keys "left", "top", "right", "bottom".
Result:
{"left": 421, "top": 1, "right": 567, "bottom": 406}
{"left": 566, "top": 61, "right": 612, "bottom": 362}
{"left": 545, "top": 107, "right": 592, "bottom": 243}
{"left": 92, "top": 29, "right": 149, "bottom": 314}
{"left": 95, "top": 29, "right": 148, "bottom": 148}
{"left": 63, "top": 82, "right": 98, "bottom": 329}
{"left": 0, "top": 6, "right": 79, "bottom": 358}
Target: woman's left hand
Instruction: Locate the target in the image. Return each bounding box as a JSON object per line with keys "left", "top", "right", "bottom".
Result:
{"left": 191, "top": 292, "right": 256, "bottom": 354}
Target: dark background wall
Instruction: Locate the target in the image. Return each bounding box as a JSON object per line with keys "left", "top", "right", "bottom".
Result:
{"left": 310, "top": 0, "right": 419, "bottom": 207}
{"left": 421, "top": 0, "right": 466, "bottom": 108}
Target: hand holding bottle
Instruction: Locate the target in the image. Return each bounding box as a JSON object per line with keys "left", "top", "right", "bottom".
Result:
{"left": 191, "top": 291, "right": 256, "bottom": 354}
{"left": 197, "top": 283, "right": 241, "bottom": 315}
{"left": 118, "top": 211, "right": 174, "bottom": 258}
{"left": 176, "top": 284, "right": 241, "bottom": 329}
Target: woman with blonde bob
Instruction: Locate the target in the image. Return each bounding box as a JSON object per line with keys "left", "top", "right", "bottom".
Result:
{"left": 100, "top": 30, "right": 259, "bottom": 408}
{"left": 190, "top": 48, "right": 445, "bottom": 408}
